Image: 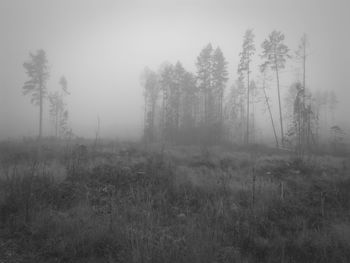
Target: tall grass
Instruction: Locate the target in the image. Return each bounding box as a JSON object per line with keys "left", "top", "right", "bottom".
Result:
{"left": 0, "top": 141, "right": 349, "bottom": 262}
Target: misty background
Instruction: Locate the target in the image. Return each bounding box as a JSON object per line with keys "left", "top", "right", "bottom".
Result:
{"left": 1, "top": 0, "right": 349, "bottom": 141}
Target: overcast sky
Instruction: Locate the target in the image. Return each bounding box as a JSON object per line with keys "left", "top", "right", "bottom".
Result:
{"left": 0, "top": 0, "right": 349, "bottom": 140}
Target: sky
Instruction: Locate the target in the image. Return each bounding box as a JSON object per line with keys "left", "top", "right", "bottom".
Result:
{"left": 0, "top": 0, "right": 349, "bottom": 140}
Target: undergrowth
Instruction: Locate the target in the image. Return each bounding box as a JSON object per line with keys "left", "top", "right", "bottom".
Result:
{"left": 0, "top": 142, "right": 349, "bottom": 262}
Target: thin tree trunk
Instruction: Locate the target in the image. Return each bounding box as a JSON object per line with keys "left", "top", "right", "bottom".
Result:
{"left": 262, "top": 79, "right": 279, "bottom": 148}
{"left": 275, "top": 62, "right": 284, "bottom": 146}
{"left": 246, "top": 66, "right": 250, "bottom": 145}
{"left": 302, "top": 42, "right": 306, "bottom": 155}
{"left": 39, "top": 82, "right": 43, "bottom": 139}
{"left": 143, "top": 94, "right": 147, "bottom": 146}
{"left": 55, "top": 106, "right": 58, "bottom": 138}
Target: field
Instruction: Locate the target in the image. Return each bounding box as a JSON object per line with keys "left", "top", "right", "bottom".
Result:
{"left": 1, "top": 140, "right": 350, "bottom": 262}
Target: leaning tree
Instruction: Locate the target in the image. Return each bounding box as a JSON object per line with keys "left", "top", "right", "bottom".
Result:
{"left": 261, "top": 31, "right": 290, "bottom": 146}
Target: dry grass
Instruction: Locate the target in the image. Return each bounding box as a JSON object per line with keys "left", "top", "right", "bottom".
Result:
{"left": 0, "top": 140, "right": 349, "bottom": 262}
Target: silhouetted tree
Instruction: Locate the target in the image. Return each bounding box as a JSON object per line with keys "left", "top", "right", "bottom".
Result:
{"left": 260, "top": 71, "right": 279, "bottom": 148}
{"left": 212, "top": 47, "right": 228, "bottom": 141}
{"left": 196, "top": 44, "right": 228, "bottom": 143}
{"left": 48, "top": 91, "right": 63, "bottom": 137}
{"left": 179, "top": 71, "right": 197, "bottom": 142}
{"left": 261, "top": 31, "right": 290, "bottom": 146}
{"left": 238, "top": 29, "right": 255, "bottom": 144}
{"left": 224, "top": 80, "right": 246, "bottom": 143}
{"left": 22, "top": 49, "right": 49, "bottom": 139}
{"left": 49, "top": 76, "right": 70, "bottom": 138}
{"left": 196, "top": 43, "right": 213, "bottom": 125}
{"left": 160, "top": 63, "right": 176, "bottom": 142}
{"left": 249, "top": 80, "right": 260, "bottom": 143}
{"left": 328, "top": 90, "right": 338, "bottom": 125}
{"left": 141, "top": 67, "right": 159, "bottom": 142}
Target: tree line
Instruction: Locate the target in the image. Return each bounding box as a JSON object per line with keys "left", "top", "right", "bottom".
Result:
{"left": 142, "top": 30, "right": 341, "bottom": 154}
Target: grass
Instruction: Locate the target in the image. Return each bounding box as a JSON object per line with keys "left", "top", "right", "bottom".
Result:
{"left": 0, "top": 140, "right": 350, "bottom": 262}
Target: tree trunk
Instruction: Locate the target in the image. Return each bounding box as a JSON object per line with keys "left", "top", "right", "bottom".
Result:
{"left": 246, "top": 65, "right": 250, "bottom": 145}
{"left": 39, "top": 82, "right": 43, "bottom": 139}
{"left": 55, "top": 106, "right": 58, "bottom": 138}
{"left": 262, "top": 80, "right": 279, "bottom": 148}
{"left": 275, "top": 61, "right": 284, "bottom": 147}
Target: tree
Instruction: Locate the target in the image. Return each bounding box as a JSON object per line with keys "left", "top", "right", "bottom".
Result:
{"left": 212, "top": 47, "right": 228, "bottom": 140}
{"left": 286, "top": 82, "right": 305, "bottom": 155}
{"left": 261, "top": 31, "right": 290, "bottom": 146}
{"left": 224, "top": 81, "right": 246, "bottom": 143}
{"left": 249, "top": 80, "right": 260, "bottom": 143}
{"left": 260, "top": 71, "right": 279, "bottom": 148}
{"left": 330, "top": 125, "right": 345, "bottom": 153}
{"left": 159, "top": 63, "right": 176, "bottom": 142}
{"left": 238, "top": 29, "right": 255, "bottom": 144}
{"left": 48, "top": 76, "right": 70, "bottom": 138}
{"left": 196, "top": 43, "right": 213, "bottom": 125}
{"left": 196, "top": 44, "right": 228, "bottom": 143}
{"left": 180, "top": 71, "right": 197, "bottom": 129}
{"left": 48, "top": 91, "right": 63, "bottom": 137}
{"left": 328, "top": 90, "right": 338, "bottom": 125}
{"left": 173, "top": 62, "right": 185, "bottom": 133}
{"left": 22, "top": 49, "right": 49, "bottom": 139}
{"left": 295, "top": 34, "right": 308, "bottom": 91}
{"left": 141, "top": 67, "right": 159, "bottom": 142}
{"left": 59, "top": 76, "right": 69, "bottom": 95}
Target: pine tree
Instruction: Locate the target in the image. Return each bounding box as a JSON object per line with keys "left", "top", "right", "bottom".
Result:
{"left": 141, "top": 68, "right": 159, "bottom": 142}
{"left": 160, "top": 63, "right": 176, "bottom": 142}
{"left": 261, "top": 31, "right": 290, "bottom": 146}
{"left": 49, "top": 76, "right": 70, "bottom": 138}
{"left": 212, "top": 47, "right": 229, "bottom": 124}
{"left": 196, "top": 43, "right": 213, "bottom": 125}
{"left": 22, "top": 49, "right": 49, "bottom": 139}
{"left": 238, "top": 29, "right": 255, "bottom": 144}
{"left": 212, "top": 47, "right": 228, "bottom": 141}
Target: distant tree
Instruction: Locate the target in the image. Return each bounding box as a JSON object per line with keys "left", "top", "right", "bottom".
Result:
{"left": 284, "top": 83, "right": 299, "bottom": 123}
{"left": 322, "top": 90, "right": 330, "bottom": 132}
{"left": 285, "top": 82, "right": 304, "bottom": 155}
{"left": 159, "top": 63, "right": 176, "bottom": 142}
{"left": 212, "top": 47, "right": 228, "bottom": 140}
{"left": 196, "top": 44, "right": 228, "bottom": 143}
{"left": 249, "top": 80, "right": 260, "bottom": 143}
{"left": 59, "top": 110, "right": 69, "bottom": 136}
{"left": 49, "top": 76, "right": 70, "bottom": 138}
{"left": 295, "top": 34, "right": 308, "bottom": 91}
{"left": 224, "top": 80, "right": 246, "bottom": 143}
{"left": 48, "top": 91, "right": 63, "bottom": 137}
{"left": 238, "top": 29, "right": 255, "bottom": 144}
{"left": 141, "top": 67, "right": 159, "bottom": 142}
{"left": 261, "top": 31, "right": 290, "bottom": 146}
{"left": 59, "top": 76, "right": 69, "bottom": 95}
{"left": 196, "top": 43, "right": 213, "bottom": 125}
{"left": 330, "top": 125, "right": 345, "bottom": 153}
{"left": 173, "top": 62, "right": 186, "bottom": 133}
{"left": 259, "top": 71, "right": 279, "bottom": 148}
{"left": 22, "top": 49, "right": 49, "bottom": 139}
{"left": 328, "top": 90, "right": 338, "bottom": 125}
{"left": 180, "top": 71, "right": 197, "bottom": 132}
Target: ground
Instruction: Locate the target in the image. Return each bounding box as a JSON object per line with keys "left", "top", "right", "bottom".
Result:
{"left": 0, "top": 139, "right": 350, "bottom": 262}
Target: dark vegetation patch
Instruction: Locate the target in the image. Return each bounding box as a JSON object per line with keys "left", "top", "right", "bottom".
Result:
{"left": 0, "top": 142, "right": 350, "bottom": 262}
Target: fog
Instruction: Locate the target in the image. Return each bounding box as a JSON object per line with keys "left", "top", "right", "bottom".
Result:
{"left": 1, "top": 0, "right": 349, "bottom": 140}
